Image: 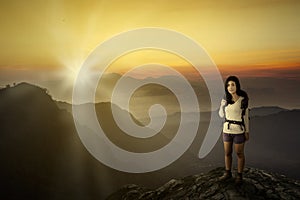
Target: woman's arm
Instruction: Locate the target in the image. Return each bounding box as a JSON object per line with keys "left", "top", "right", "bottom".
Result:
{"left": 244, "top": 108, "right": 250, "bottom": 140}
{"left": 218, "top": 99, "right": 226, "bottom": 118}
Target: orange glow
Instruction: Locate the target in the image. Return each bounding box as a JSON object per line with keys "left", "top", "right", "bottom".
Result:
{"left": 0, "top": 0, "right": 299, "bottom": 85}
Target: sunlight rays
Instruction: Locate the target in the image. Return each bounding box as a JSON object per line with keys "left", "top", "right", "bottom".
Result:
{"left": 48, "top": 1, "right": 104, "bottom": 94}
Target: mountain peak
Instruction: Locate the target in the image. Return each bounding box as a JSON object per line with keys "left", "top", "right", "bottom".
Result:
{"left": 0, "top": 82, "right": 49, "bottom": 95}
{"left": 107, "top": 167, "right": 300, "bottom": 200}
{"left": 0, "top": 82, "right": 59, "bottom": 115}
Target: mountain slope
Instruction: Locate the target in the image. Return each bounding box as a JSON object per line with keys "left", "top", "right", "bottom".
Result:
{"left": 0, "top": 83, "right": 212, "bottom": 199}
{"left": 107, "top": 167, "right": 300, "bottom": 200}
{"left": 247, "top": 109, "right": 300, "bottom": 178}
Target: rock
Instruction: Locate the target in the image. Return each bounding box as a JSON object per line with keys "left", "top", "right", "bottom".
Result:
{"left": 106, "top": 167, "right": 300, "bottom": 200}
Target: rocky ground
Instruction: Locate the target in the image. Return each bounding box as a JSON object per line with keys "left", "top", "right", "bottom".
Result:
{"left": 107, "top": 167, "right": 300, "bottom": 200}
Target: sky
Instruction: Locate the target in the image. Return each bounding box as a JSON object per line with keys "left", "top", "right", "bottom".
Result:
{"left": 0, "top": 0, "right": 299, "bottom": 107}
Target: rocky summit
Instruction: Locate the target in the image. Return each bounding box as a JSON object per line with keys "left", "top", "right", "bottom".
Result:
{"left": 107, "top": 167, "right": 300, "bottom": 200}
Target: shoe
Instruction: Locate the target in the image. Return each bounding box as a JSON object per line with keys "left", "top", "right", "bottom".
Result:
{"left": 219, "top": 170, "right": 232, "bottom": 181}
{"left": 235, "top": 173, "right": 243, "bottom": 184}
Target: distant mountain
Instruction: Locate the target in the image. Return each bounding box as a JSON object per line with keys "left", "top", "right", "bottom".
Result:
{"left": 249, "top": 106, "right": 288, "bottom": 117}
{"left": 18, "top": 72, "right": 300, "bottom": 109}
{"left": 107, "top": 167, "right": 300, "bottom": 200}
{"left": 56, "top": 97, "right": 300, "bottom": 179}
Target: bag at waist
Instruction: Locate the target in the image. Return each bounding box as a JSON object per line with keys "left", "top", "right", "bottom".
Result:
{"left": 225, "top": 118, "right": 244, "bottom": 130}
{"left": 225, "top": 119, "right": 244, "bottom": 125}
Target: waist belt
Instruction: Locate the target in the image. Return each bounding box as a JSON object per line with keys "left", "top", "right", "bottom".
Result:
{"left": 225, "top": 118, "right": 244, "bottom": 131}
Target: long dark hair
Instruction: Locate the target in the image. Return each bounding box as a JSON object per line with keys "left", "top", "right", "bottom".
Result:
{"left": 224, "top": 76, "right": 248, "bottom": 111}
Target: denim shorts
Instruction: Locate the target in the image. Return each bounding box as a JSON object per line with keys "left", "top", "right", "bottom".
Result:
{"left": 223, "top": 132, "right": 246, "bottom": 144}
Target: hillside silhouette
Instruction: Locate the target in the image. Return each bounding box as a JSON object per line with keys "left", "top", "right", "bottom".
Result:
{"left": 0, "top": 83, "right": 210, "bottom": 199}
{"left": 0, "top": 83, "right": 97, "bottom": 199}
{"left": 0, "top": 83, "right": 299, "bottom": 199}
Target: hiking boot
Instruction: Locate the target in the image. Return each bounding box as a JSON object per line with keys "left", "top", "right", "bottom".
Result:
{"left": 235, "top": 173, "right": 243, "bottom": 185}
{"left": 219, "top": 170, "right": 232, "bottom": 181}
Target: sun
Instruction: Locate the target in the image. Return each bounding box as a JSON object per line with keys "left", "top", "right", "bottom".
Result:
{"left": 56, "top": 56, "right": 84, "bottom": 94}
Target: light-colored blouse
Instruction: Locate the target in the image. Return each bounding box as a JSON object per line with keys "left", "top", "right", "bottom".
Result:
{"left": 219, "top": 97, "right": 249, "bottom": 134}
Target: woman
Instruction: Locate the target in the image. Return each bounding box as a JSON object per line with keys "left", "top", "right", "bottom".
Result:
{"left": 218, "top": 76, "right": 249, "bottom": 184}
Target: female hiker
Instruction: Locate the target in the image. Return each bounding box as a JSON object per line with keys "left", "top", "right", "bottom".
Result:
{"left": 218, "top": 76, "right": 249, "bottom": 184}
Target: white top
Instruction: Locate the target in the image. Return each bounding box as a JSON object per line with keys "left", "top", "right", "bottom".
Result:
{"left": 219, "top": 97, "right": 249, "bottom": 134}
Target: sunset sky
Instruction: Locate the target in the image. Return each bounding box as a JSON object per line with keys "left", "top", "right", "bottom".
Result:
{"left": 0, "top": 0, "right": 299, "bottom": 107}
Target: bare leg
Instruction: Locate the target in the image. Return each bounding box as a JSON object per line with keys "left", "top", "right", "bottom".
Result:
{"left": 219, "top": 141, "right": 233, "bottom": 181}
{"left": 234, "top": 143, "right": 245, "bottom": 173}
{"left": 224, "top": 142, "right": 233, "bottom": 170}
